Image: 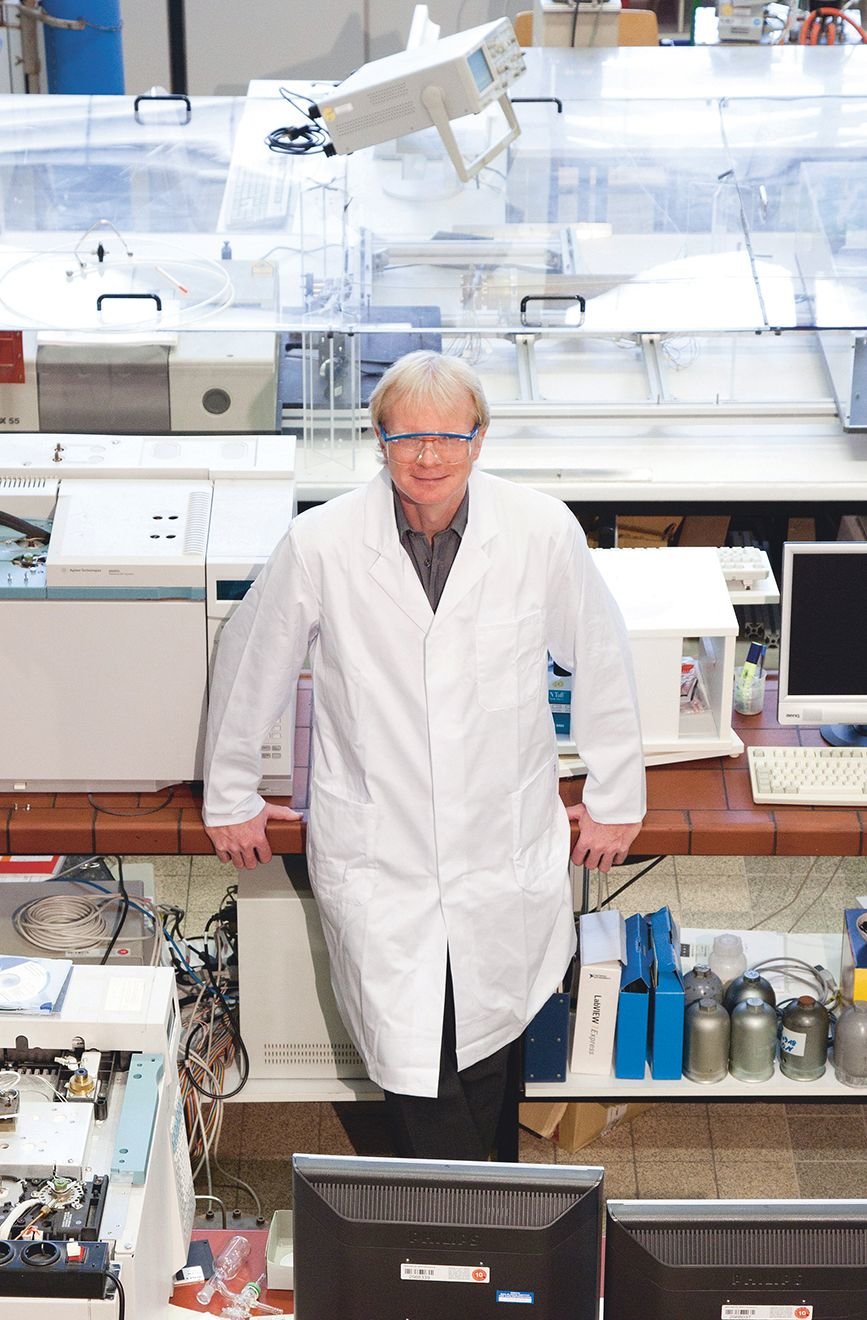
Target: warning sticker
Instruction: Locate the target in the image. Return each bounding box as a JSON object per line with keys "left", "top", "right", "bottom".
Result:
{"left": 721, "top": 1307, "right": 812, "bottom": 1319}
{"left": 401, "top": 1263, "right": 490, "bottom": 1284}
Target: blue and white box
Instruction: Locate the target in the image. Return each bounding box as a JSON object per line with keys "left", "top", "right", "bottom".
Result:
{"left": 571, "top": 910, "right": 626, "bottom": 1076}
{"left": 614, "top": 913, "right": 652, "bottom": 1079}
{"left": 646, "top": 906, "right": 685, "bottom": 1080}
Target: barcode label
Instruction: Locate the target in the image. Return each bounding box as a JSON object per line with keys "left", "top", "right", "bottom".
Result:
{"left": 721, "top": 1307, "right": 812, "bottom": 1319}
{"left": 401, "top": 1263, "right": 490, "bottom": 1284}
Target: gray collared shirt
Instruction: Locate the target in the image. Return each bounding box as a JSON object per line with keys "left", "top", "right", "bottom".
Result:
{"left": 392, "top": 486, "right": 469, "bottom": 612}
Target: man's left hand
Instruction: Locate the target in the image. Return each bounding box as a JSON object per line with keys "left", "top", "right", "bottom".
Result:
{"left": 566, "top": 803, "right": 643, "bottom": 873}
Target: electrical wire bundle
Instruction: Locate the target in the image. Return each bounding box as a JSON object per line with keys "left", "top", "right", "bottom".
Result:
{"left": 266, "top": 86, "right": 334, "bottom": 156}
{"left": 177, "top": 887, "right": 262, "bottom": 1223}
{"left": 10, "top": 855, "right": 166, "bottom": 967}
{"left": 9, "top": 854, "right": 259, "bottom": 1223}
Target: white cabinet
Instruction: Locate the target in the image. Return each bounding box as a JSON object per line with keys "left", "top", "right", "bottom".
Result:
{"left": 560, "top": 546, "right": 742, "bottom": 770}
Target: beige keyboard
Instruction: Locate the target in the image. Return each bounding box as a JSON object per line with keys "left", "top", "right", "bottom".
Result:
{"left": 748, "top": 745, "right": 867, "bottom": 805}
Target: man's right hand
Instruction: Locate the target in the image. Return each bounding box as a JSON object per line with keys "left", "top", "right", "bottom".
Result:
{"left": 205, "top": 803, "right": 302, "bottom": 870}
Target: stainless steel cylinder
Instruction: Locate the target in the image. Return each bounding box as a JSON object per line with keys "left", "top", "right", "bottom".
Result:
{"left": 683, "top": 964, "right": 724, "bottom": 1008}
{"left": 729, "top": 997, "right": 777, "bottom": 1082}
{"left": 780, "top": 996, "right": 828, "bottom": 1081}
{"left": 834, "top": 1002, "right": 867, "bottom": 1088}
{"left": 684, "top": 997, "right": 730, "bottom": 1084}
{"left": 724, "top": 969, "right": 777, "bottom": 1014}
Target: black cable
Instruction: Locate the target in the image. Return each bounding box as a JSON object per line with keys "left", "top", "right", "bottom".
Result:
{"left": 593, "top": 856, "right": 667, "bottom": 910}
{"left": 87, "top": 787, "right": 175, "bottom": 816}
{"left": 266, "top": 122, "right": 332, "bottom": 156}
{"left": 268, "top": 85, "right": 335, "bottom": 156}
{"left": 95, "top": 1269, "right": 125, "bottom": 1320}
{"left": 182, "top": 1009, "right": 249, "bottom": 1102}
{"left": 99, "top": 858, "right": 129, "bottom": 966}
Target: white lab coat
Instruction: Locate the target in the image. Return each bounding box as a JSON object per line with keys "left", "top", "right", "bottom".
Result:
{"left": 204, "top": 467, "right": 645, "bottom": 1096}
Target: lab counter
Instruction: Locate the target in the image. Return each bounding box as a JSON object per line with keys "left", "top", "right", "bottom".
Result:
{"left": 3, "top": 680, "right": 863, "bottom": 859}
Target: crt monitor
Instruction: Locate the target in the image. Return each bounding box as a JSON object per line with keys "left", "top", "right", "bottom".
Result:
{"left": 778, "top": 540, "right": 867, "bottom": 747}
{"left": 604, "top": 1198, "right": 867, "bottom": 1320}
{"left": 293, "top": 1153, "right": 602, "bottom": 1319}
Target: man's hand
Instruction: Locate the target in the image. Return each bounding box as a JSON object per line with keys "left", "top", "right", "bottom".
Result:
{"left": 566, "top": 802, "right": 643, "bottom": 873}
{"left": 205, "top": 803, "right": 302, "bottom": 870}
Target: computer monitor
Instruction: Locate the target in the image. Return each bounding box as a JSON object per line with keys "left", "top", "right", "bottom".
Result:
{"left": 778, "top": 540, "right": 867, "bottom": 747}
{"left": 604, "top": 1198, "right": 867, "bottom": 1320}
{"left": 292, "top": 1154, "right": 603, "bottom": 1319}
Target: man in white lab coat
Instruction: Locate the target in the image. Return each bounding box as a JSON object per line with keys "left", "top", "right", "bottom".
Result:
{"left": 203, "top": 350, "right": 645, "bottom": 1159}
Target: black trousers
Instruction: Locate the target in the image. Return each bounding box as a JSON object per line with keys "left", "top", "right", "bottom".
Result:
{"left": 382, "top": 961, "right": 514, "bottom": 1161}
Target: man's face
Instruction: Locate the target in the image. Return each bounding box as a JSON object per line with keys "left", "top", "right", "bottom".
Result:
{"left": 379, "top": 394, "right": 485, "bottom": 512}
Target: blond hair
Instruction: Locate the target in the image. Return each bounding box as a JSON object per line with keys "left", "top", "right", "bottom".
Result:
{"left": 369, "top": 350, "right": 490, "bottom": 434}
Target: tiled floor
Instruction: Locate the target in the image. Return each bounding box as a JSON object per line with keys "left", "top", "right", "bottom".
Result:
{"left": 150, "top": 852, "right": 867, "bottom": 1222}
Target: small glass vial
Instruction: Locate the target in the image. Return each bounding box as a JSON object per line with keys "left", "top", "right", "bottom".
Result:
{"left": 684, "top": 998, "right": 730, "bottom": 1084}
{"left": 834, "top": 1002, "right": 867, "bottom": 1088}
{"left": 780, "top": 996, "right": 828, "bottom": 1082}
{"left": 730, "top": 997, "right": 777, "bottom": 1083}
{"left": 683, "top": 964, "right": 724, "bottom": 1008}
{"left": 709, "top": 933, "right": 747, "bottom": 990}
{"left": 723, "top": 969, "right": 777, "bottom": 1014}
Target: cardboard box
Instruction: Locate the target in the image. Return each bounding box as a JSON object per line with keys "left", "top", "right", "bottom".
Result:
{"left": 519, "top": 1101, "right": 568, "bottom": 1140}
{"left": 615, "top": 913, "right": 652, "bottom": 1079}
{"left": 571, "top": 911, "right": 626, "bottom": 1076}
{"left": 615, "top": 515, "right": 682, "bottom": 548}
{"left": 556, "top": 1102, "right": 652, "bottom": 1153}
{"left": 647, "top": 906, "right": 685, "bottom": 1080}
{"left": 842, "top": 909, "right": 867, "bottom": 1004}
{"left": 519, "top": 1101, "right": 652, "bottom": 1151}
{"left": 677, "top": 515, "right": 731, "bottom": 547}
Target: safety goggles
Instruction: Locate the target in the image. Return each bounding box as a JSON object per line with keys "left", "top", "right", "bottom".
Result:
{"left": 378, "top": 425, "right": 480, "bottom": 464}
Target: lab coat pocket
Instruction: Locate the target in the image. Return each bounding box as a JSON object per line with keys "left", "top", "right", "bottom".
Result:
{"left": 308, "top": 779, "right": 376, "bottom": 877}
{"left": 312, "top": 861, "right": 376, "bottom": 910}
{"left": 511, "top": 758, "right": 567, "bottom": 892}
{"left": 476, "top": 611, "right": 543, "bottom": 712}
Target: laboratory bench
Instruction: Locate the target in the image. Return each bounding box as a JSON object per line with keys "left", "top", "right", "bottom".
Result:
{"left": 2, "top": 678, "right": 863, "bottom": 858}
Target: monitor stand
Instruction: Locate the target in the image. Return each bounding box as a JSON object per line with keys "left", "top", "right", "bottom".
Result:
{"left": 821, "top": 722, "right": 867, "bottom": 748}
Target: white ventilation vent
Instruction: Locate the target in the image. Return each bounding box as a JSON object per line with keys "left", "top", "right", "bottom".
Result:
{"left": 183, "top": 491, "right": 211, "bottom": 555}
{"left": 263, "top": 1042, "right": 363, "bottom": 1067}
{"left": 369, "top": 79, "right": 412, "bottom": 106}
{"left": 348, "top": 103, "right": 416, "bottom": 134}
{"left": 0, "top": 477, "right": 52, "bottom": 491}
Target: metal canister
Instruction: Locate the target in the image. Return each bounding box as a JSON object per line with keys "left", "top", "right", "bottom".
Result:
{"left": 723, "top": 969, "right": 777, "bottom": 1014}
{"left": 780, "top": 996, "right": 829, "bottom": 1081}
{"left": 684, "top": 998, "right": 730, "bottom": 1084}
{"left": 729, "top": 997, "right": 777, "bottom": 1082}
{"left": 683, "top": 964, "right": 724, "bottom": 1008}
{"left": 834, "top": 1002, "right": 867, "bottom": 1088}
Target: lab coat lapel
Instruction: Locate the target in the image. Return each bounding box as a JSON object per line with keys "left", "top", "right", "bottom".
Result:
{"left": 432, "top": 467, "right": 498, "bottom": 623}
{"left": 363, "top": 468, "right": 433, "bottom": 633}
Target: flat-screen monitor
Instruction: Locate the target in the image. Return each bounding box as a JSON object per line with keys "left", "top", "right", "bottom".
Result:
{"left": 605, "top": 1198, "right": 867, "bottom": 1319}
{"left": 778, "top": 540, "right": 867, "bottom": 746}
{"left": 292, "top": 1154, "right": 603, "bottom": 1319}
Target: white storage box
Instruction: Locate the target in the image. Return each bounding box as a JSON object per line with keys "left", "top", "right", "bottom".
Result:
{"left": 266, "top": 1209, "right": 294, "bottom": 1291}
